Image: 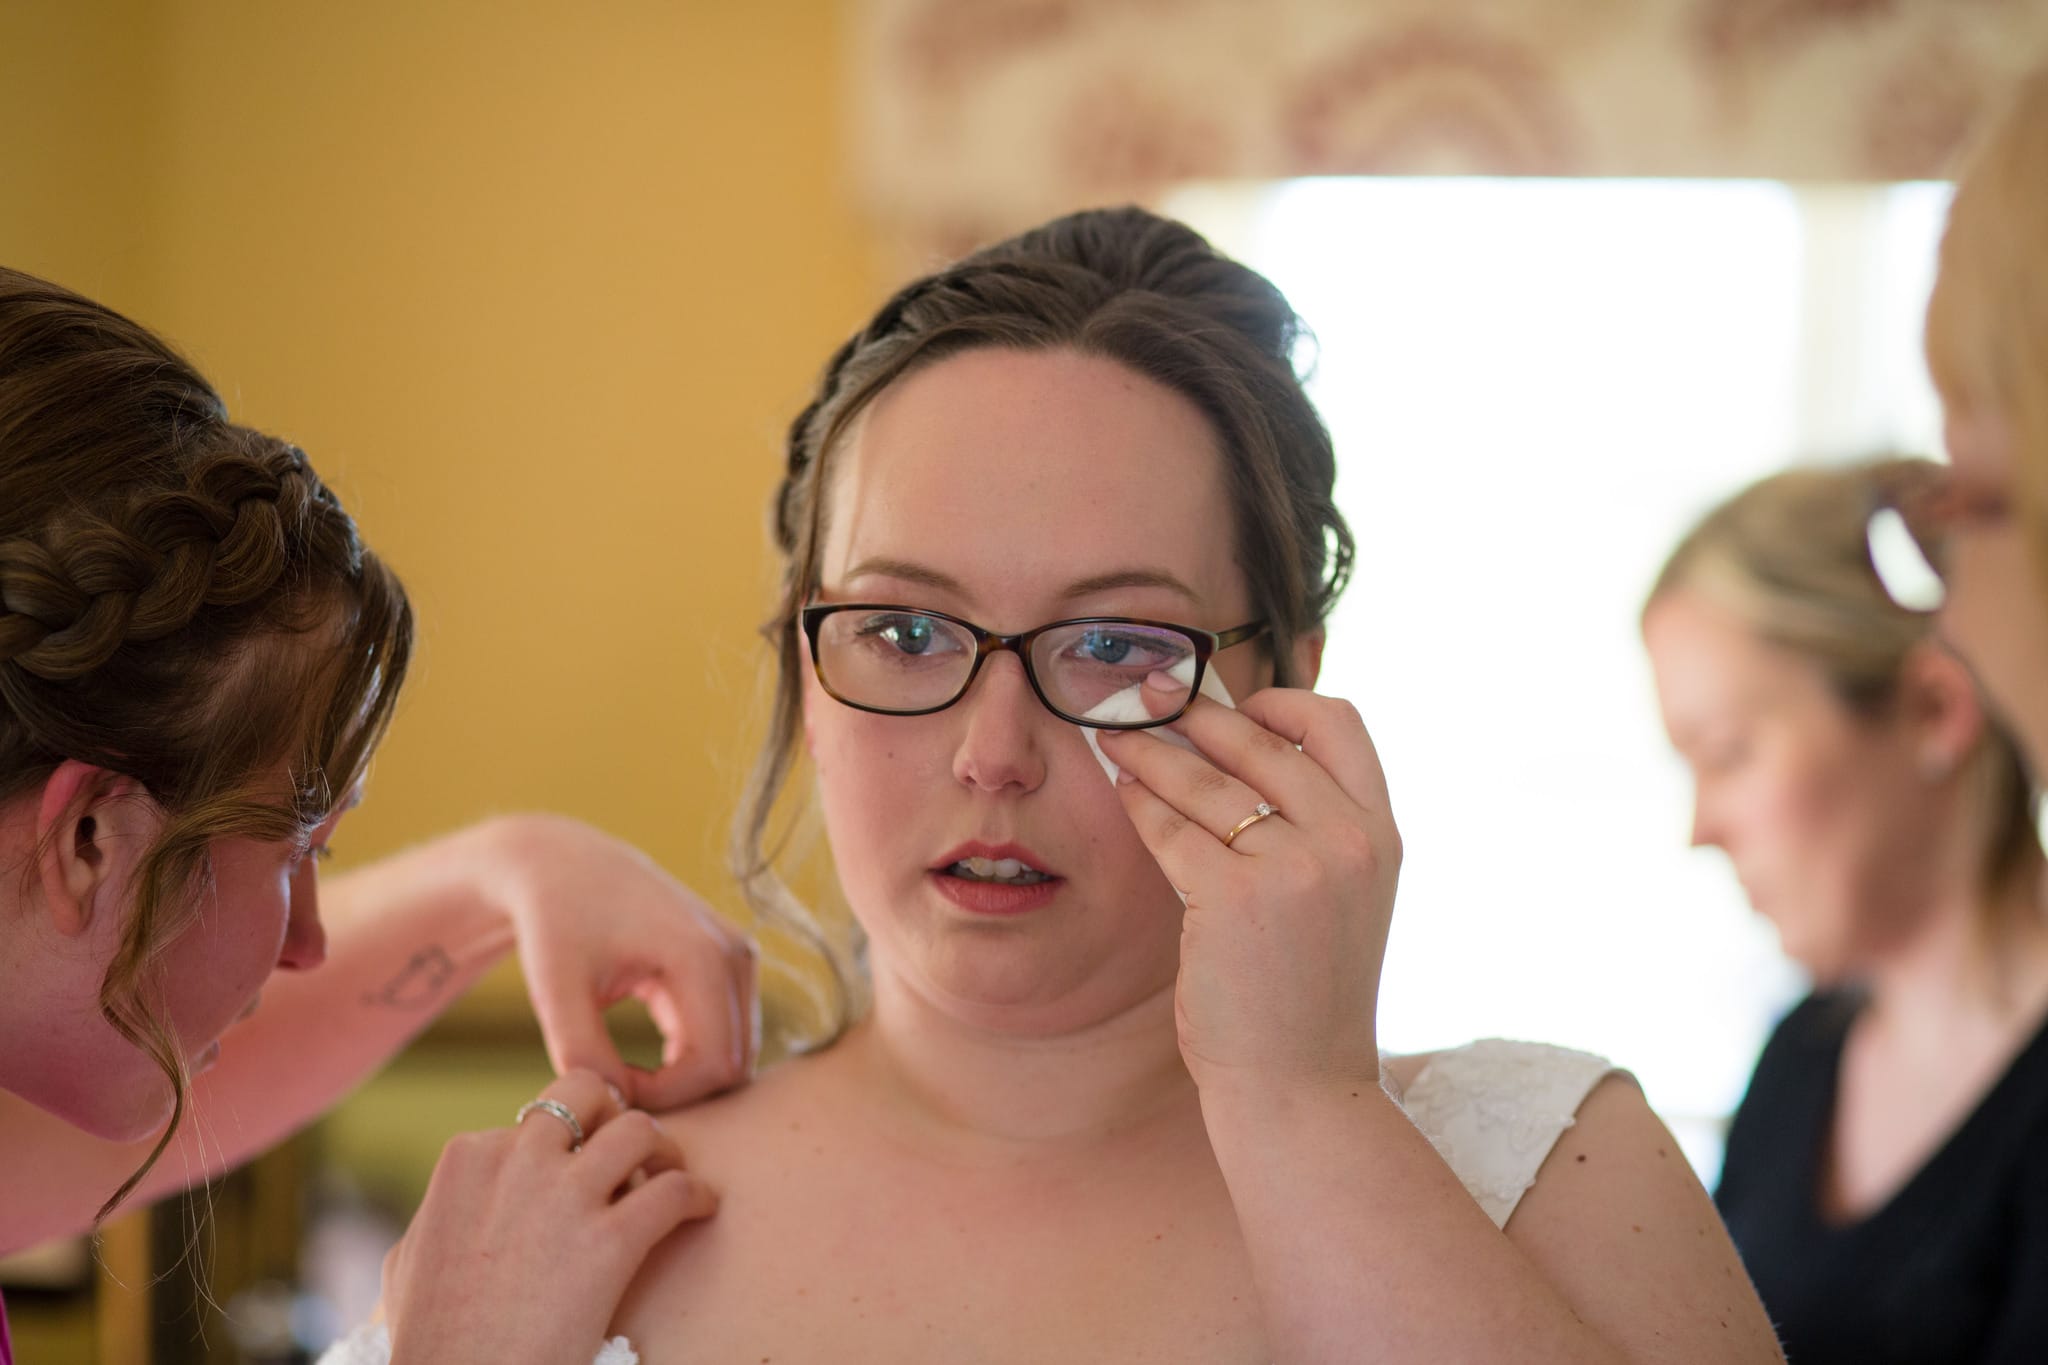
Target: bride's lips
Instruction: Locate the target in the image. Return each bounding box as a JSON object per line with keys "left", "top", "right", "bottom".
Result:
{"left": 930, "top": 840, "right": 1062, "bottom": 917}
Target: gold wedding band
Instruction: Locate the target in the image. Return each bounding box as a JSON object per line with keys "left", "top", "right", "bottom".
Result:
{"left": 1222, "top": 801, "right": 1280, "bottom": 849}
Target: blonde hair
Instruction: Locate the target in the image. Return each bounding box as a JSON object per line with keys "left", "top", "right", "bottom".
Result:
{"left": 1925, "top": 65, "right": 2048, "bottom": 588}
{"left": 1649, "top": 458, "right": 2038, "bottom": 904}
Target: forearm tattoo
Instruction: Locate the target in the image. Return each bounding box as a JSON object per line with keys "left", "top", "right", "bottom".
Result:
{"left": 362, "top": 946, "right": 456, "bottom": 1009}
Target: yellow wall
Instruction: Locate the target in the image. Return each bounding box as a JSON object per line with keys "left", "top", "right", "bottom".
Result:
{"left": 1, "top": 1, "right": 881, "bottom": 990}
{"left": 0, "top": 0, "right": 156, "bottom": 302}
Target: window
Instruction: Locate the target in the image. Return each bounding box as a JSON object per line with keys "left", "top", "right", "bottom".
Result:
{"left": 1167, "top": 177, "right": 1951, "bottom": 1179}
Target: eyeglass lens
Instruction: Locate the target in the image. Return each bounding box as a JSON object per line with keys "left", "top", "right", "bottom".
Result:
{"left": 1867, "top": 504, "right": 1945, "bottom": 611}
{"left": 813, "top": 609, "right": 1202, "bottom": 723}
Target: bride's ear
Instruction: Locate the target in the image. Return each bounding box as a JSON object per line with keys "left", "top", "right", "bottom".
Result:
{"left": 35, "top": 761, "right": 160, "bottom": 938}
{"left": 1289, "top": 628, "right": 1326, "bottom": 691}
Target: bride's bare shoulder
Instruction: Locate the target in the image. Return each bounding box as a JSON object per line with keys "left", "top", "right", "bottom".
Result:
{"left": 649, "top": 1036, "right": 858, "bottom": 1160}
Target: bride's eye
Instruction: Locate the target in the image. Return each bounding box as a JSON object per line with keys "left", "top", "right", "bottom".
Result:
{"left": 855, "top": 612, "right": 963, "bottom": 662}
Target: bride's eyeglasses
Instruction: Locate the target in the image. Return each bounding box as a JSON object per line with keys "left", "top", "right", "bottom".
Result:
{"left": 800, "top": 604, "right": 1267, "bottom": 729}
{"left": 1866, "top": 464, "right": 2013, "bottom": 613}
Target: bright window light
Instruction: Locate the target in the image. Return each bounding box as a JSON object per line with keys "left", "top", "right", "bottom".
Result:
{"left": 1167, "top": 177, "right": 1951, "bottom": 1180}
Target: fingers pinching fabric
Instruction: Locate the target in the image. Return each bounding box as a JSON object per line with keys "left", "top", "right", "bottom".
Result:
{"left": 1222, "top": 802, "right": 1281, "bottom": 849}
{"left": 515, "top": 1097, "right": 586, "bottom": 1151}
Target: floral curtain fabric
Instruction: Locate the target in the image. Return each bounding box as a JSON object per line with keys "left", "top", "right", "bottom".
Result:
{"left": 850, "top": 0, "right": 2048, "bottom": 254}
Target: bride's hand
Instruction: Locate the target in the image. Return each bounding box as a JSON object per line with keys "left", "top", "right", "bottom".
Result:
{"left": 382, "top": 1068, "right": 718, "bottom": 1365}
{"left": 1096, "top": 689, "right": 1398, "bottom": 1098}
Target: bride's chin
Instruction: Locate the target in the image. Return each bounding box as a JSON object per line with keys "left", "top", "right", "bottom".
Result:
{"left": 884, "top": 954, "right": 1170, "bottom": 1037}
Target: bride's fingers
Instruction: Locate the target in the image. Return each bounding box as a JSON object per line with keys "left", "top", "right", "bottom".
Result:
{"left": 1110, "top": 759, "right": 1240, "bottom": 888}
{"left": 1202, "top": 689, "right": 1394, "bottom": 818}
{"left": 1101, "top": 702, "right": 1361, "bottom": 842}
{"left": 1101, "top": 725, "right": 1299, "bottom": 851}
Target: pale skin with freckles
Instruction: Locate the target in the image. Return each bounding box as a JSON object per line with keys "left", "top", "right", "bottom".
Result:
{"left": 611, "top": 348, "right": 1780, "bottom": 1363}
{"left": 1644, "top": 590, "right": 2048, "bottom": 1224}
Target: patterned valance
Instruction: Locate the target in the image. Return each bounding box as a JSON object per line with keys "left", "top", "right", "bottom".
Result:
{"left": 851, "top": 0, "right": 2048, "bottom": 255}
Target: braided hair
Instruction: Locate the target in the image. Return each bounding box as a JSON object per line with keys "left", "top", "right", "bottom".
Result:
{"left": 733, "top": 207, "right": 1354, "bottom": 1045}
{"left": 0, "top": 266, "right": 413, "bottom": 1218}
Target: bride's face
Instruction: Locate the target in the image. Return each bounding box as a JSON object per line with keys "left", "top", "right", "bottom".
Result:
{"left": 804, "top": 346, "right": 1268, "bottom": 1033}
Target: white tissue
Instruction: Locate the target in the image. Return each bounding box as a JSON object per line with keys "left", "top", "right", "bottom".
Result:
{"left": 1080, "top": 658, "right": 1236, "bottom": 785}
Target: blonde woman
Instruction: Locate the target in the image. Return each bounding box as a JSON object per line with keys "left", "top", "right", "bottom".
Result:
{"left": 1645, "top": 459, "right": 2048, "bottom": 1363}
{"left": 1909, "top": 65, "right": 2048, "bottom": 777}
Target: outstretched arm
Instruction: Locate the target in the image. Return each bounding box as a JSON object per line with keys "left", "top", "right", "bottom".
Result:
{"left": 0, "top": 813, "right": 754, "bottom": 1254}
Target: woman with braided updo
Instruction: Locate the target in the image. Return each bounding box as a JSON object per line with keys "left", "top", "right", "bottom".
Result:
{"left": 0, "top": 267, "right": 753, "bottom": 1361}
{"left": 341, "top": 207, "right": 1784, "bottom": 1364}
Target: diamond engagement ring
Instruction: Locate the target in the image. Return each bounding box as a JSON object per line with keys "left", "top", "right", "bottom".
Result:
{"left": 515, "top": 1097, "right": 586, "bottom": 1151}
{"left": 1222, "top": 801, "right": 1280, "bottom": 849}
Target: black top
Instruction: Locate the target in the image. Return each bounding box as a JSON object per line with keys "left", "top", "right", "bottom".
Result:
{"left": 1717, "top": 992, "right": 2048, "bottom": 1364}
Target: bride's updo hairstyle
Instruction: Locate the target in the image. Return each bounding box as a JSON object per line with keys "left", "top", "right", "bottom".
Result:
{"left": 733, "top": 205, "right": 1356, "bottom": 1040}
{"left": 0, "top": 267, "right": 413, "bottom": 1214}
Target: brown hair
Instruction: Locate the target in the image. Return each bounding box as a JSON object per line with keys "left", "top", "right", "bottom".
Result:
{"left": 1648, "top": 457, "right": 2039, "bottom": 903}
{"left": 0, "top": 267, "right": 413, "bottom": 1217}
{"left": 1925, "top": 65, "right": 2048, "bottom": 591}
{"left": 733, "top": 206, "right": 1354, "bottom": 1041}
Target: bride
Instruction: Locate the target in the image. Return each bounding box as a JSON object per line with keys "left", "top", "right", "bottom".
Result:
{"left": 335, "top": 207, "right": 1783, "bottom": 1364}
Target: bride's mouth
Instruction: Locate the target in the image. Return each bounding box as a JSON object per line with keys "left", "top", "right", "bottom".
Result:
{"left": 930, "top": 842, "right": 1063, "bottom": 915}
{"left": 946, "top": 856, "right": 1052, "bottom": 886}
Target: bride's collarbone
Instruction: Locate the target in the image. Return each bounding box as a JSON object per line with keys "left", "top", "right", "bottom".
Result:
{"left": 621, "top": 1095, "right": 1265, "bottom": 1362}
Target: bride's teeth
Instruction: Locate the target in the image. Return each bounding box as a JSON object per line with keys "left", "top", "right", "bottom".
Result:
{"left": 948, "top": 856, "right": 1048, "bottom": 884}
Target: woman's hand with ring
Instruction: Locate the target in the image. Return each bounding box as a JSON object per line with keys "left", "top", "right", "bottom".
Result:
{"left": 1097, "top": 688, "right": 1399, "bottom": 1100}
{"left": 381, "top": 1067, "right": 719, "bottom": 1365}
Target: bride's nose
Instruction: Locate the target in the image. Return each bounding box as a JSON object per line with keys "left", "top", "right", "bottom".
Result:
{"left": 951, "top": 652, "right": 1050, "bottom": 794}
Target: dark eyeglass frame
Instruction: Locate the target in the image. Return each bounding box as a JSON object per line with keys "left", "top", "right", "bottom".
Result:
{"left": 799, "top": 602, "right": 1269, "bottom": 729}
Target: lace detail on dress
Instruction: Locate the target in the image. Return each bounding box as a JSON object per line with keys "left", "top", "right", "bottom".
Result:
{"left": 1392, "top": 1038, "right": 1615, "bottom": 1228}
{"left": 315, "top": 1323, "right": 639, "bottom": 1365}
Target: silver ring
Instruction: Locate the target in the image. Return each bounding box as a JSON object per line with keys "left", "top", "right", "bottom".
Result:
{"left": 1222, "top": 801, "right": 1281, "bottom": 849}
{"left": 514, "top": 1097, "right": 585, "bottom": 1151}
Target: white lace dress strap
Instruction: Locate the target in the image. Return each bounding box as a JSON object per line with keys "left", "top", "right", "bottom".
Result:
{"left": 316, "top": 1323, "right": 639, "bottom": 1365}
{"left": 1390, "top": 1038, "right": 1616, "bottom": 1228}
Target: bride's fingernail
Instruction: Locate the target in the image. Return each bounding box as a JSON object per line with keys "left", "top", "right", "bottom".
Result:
{"left": 607, "top": 1081, "right": 630, "bottom": 1110}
